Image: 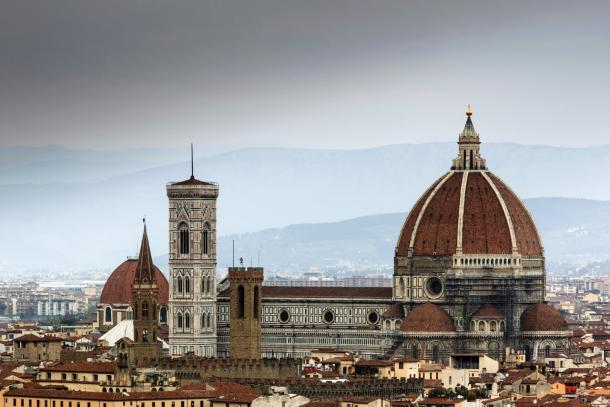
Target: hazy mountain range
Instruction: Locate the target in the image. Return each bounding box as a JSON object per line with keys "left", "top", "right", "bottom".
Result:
{"left": 2, "top": 143, "right": 610, "bottom": 274}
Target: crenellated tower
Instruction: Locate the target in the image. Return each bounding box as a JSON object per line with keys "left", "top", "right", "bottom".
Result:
{"left": 228, "top": 267, "right": 263, "bottom": 359}
{"left": 167, "top": 153, "right": 219, "bottom": 357}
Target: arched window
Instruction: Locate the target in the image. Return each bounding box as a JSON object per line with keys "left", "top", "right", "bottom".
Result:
{"left": 159, "top": 307, "right": 167, "bottom": 323}
{"left": 202, "top": 224, "right": 210, "bottom": 255}
{"left": 178, "top": 223, "right": 190, "bottom": 254}
{"left": 432, "top": 345, "right": 440, "bottom": 362}
{"left": 470, "top": 321, "right": 475, "bottom": 331}
{"left": 177, "top": 313, "right": 183, "bottom": 329}
{"left": 545, "top": 345, "right": 551, "bottom": 358}
{"left": 490, "top": 321, "right": 497, "bottom": 332}
{"left": 177, "top": 277, "right": 183, "bottom": 294}
{"left": 411, "top": 344, "right": 419, "bottom": 359}
{"left": 185, "top": 313, "right": 190, "bottom": 329}
{"left": 384, "top": 320, "right": 391, "bottom": 330}
{"left": 237, "top": 285, "right": 245, "bottom": 319}
{"left": 104, "top": 307, "right": 112, "bottom": 323}
{"left": 201, "top": 313, "right": 206, "bottom": 329}
{"left": 500, "top": 321, "right": 505, "bottom": 331}
{"left": 185, "top": 276, "right": 190, "bottom": 293}
{"left": 207, "top": 277, "right": 211, "bottom": 293}
{"left": 142, "top": 302, "right": 148, "bottom": 319}
{"left": 525, "top": 345, "right": 532, "bottom": 361}
{"left": 253, "top": 286, "right": 259, "bottom": 320}
{"left": 201, "top": 277, "right": 206, "bottom": 293}
{"left": 394, "top": 320, "right": 401, "bottom": 330}
{"left": 206, "top": 313, "right": 211, "bottom": 328}
{"left": 479, "top": 321, "right": 486, "bottom": 331}
{"left": 399, "top": 278, "right": 405, "bottom": 297}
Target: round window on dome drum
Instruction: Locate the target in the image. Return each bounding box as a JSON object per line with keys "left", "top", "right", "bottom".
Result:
{"left": 323, "top": 310, "right": 334, "bottom": 324}
{"left": 367, "top": 311, "right": 379, "bottom": 325}
{"left": 278, "top": 309, "right": 290, "bottom": 324}
{"left": 425, "top": 277, "right": 444, "bottom": 298}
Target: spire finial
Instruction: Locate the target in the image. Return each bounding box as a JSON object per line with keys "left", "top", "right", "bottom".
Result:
{"left": 136, "top": 220, "right": 155, "bottom": 282}
{"left": 466, "top": 104, "right": 473, "bottom": 117}
{"left": 190, "top": 143, "right": 194, "bottom": 178}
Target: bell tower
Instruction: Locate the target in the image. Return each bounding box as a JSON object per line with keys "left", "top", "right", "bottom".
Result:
{"left": 229, "top": 266, "right": 263, "bottom": 359}
{"left": 167, "top": 147, "right": 219, "bottom": 357}
{"left": 115, "top": 223, "right": 160, "bottom": 387}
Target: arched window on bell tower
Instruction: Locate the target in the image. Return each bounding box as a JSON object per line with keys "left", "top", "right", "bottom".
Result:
{"left": 202, "top": 223, "right": 210, "bottom": 255}
{"left": 178, "top": 223, "right": 190, "bottom": 254}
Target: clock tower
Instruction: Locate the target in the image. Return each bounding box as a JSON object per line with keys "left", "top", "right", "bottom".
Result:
{"left": 167, "top": 157, "right": 219, "bottom": 357}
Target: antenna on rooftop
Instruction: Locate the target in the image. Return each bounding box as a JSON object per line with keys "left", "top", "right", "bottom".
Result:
{"left": 190, "top": 143, "right": 194, "bottom": 178}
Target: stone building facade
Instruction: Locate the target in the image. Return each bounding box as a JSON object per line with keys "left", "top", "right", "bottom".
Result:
{"left": 167, "top": 175, "right": 219, "bottom": 357}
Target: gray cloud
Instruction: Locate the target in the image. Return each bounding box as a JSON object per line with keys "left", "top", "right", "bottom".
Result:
{"left": 1, "top": 0, "right": 609, "bottom": 149}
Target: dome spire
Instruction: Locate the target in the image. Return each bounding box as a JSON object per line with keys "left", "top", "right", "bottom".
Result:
{"left": 136, "top": 220, "right": 155, "bottom": 282}
{"left": 451, "top": 105, "right": 486, "bottom": 170}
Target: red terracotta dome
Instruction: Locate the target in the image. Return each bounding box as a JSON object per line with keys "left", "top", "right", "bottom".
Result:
{"left": 520, "top": 303, "right": 568, "bottom": 332}
{"left": 472, "top": 303, "right": 505, "bottom": 319}
{"left": 400, "top": 303, "right": 455, "bottom": 332}
{"left": 99, "top": 259, "right": 169, "bottom": 305}
{"left": 396, "top": 111, "right": 542, "bottom": 258}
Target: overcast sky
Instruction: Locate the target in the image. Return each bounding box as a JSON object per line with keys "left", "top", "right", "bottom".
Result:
{"left": 1, "top": 0, "right": 609, "bottom": 150}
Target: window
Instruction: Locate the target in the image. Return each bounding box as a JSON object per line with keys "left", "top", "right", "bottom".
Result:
{"left": 237, "top": 286, "right": 245, "bottom": 319}
{"left": 411, "top": 344, "right": 419, "bottom": 359}
{"left": 202, "top": 225, "right": 210, "bottom": 255}
{"left": 177, "top": 277, "right": 183, "bottom": 294}
{"left": 278, "top": 310, "right": 290, "bottom": 323}
{"left": 185, "top": 313, "right": 190, "bottom": 329}
{"left": 142, "top": 302, "right": 149, "bottom": 319}
{"left": 253, "top": 286, "right": 259, "bottom": 319}
{"left": 206, "top": 313, "right": 211, "bottom": 328}
{"left": 105, "top": 307, "right": 112, "bottom": 323}
{"left": 367, "top": 311, "right": 379, "bottom": 325}
{"left": 185, "top": 276, "right": 190, "bottom": 293}
{"left": 201, "top": 313, "right": 207, "bottom": 329}
{"left": 432, "top": 345, "right": 440, "bottom": 362}
{"left": 72, "top": 373, "right": 77, "bottom": 381}
{"left": 61, "top": 373, "right": 66, "bottom": 380}
{"left": 160, "top": 307, "right": 167, "bottom": 323}
{"left": 545, "top": 345, "right": 551, "bottom": 358}
{"left": 179, "top": 223, "right": 190, "bottom": 254}
{"left": 490, "top": 321, "right": 497, "bottom": 332}
{"left": 177, "top": 313, "right": 183, "bottom": 329}
{"left": 323, "top": 310, "right": 334, "bottom": 324}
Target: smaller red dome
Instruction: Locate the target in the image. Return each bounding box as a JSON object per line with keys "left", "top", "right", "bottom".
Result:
{"left": 472, "top": 303, "right": 504, "bottom": 319}
{"left": 401, "top": 303, "right": 455, "bottom": 332}
{"left": 100, "top": 259, "right": 169, "bottom": 305}
{"left": 520, "top": 303, "right": 568, "bottom": 332}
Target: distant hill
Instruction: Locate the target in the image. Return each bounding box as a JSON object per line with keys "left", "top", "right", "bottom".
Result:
{"left": 2, "top": 143, "right": 610, "bottom": 272}
{"left": 150, "top": 197, "right": 610, "bottom": 275}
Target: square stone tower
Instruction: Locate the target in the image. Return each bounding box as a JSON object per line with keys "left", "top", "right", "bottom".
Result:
{"left": 167, "top": 174, "right": 219, "bottom": 357}
{"left": 228, "top": 267, "right": 263, "bottom": 359}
